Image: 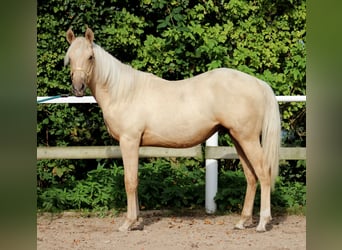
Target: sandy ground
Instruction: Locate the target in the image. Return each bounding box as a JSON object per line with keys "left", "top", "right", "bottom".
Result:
{"left": 37, "top": 210, "right": 306, "bottom": 250}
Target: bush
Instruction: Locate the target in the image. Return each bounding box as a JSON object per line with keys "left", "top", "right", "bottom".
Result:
{"left": 38, "top": 158, "right": 306, "bottom": 214}
{"left": 38, "top": 162, "right": 126, "bottom": 211}
{"left": 38, "top": 158, "right": 205, "bottom": 212}
{"left": 215, "top": 167, "right": 306, "bottom": 214}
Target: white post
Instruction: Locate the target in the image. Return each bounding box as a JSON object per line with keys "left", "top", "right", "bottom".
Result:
{"left": 205, "top": 132, "right": 218, "bottom": 214}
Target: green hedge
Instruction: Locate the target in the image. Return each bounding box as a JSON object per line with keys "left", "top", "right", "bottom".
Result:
{"left": 37, "top": 0, "right": 306, "bottom": 213}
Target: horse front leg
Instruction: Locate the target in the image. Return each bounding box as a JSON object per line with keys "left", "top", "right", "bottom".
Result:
{"left": 118, "top": 136, "right": 140, "bottom": 232}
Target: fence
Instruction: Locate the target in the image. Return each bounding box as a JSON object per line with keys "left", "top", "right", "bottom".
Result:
{"left": 36, "top": 145, "right": 306, "bottom": 160}
{"left": 37, "top": 95, "right": 306, "bottom": 213}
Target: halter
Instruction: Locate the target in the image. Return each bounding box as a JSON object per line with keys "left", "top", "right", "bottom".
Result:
{"left": 72, "top": 66, "right": 93, "bottom": 84}
{"left": 73, "top": 67, "right": 91, "bottom": 77}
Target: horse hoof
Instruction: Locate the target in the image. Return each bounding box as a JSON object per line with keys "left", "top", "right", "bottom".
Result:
{"left": 234, "top": 222, "right": 245, "bottom": 230}
{"left": 256, "top": 215, "right": 271, "bottom": 232}
{"left": 118, "top": 220, "right": 135, "bottom": 232}
{"left": 256, "top": 224, "right": 267, "bottom": 232}
{"left": 118, "top": 225, "right": 130, "bottom": 232}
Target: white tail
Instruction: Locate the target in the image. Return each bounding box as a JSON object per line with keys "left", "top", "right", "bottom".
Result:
{"left": 261, "top": 81, "right": 281, "bottom": 190}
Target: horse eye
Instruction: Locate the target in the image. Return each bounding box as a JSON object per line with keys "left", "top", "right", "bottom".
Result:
{"left": 89, "top": 55, "right": 93, "bottom": 60}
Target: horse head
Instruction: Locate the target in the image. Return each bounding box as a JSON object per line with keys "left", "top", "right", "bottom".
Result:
{"left": 65, "top": 27, "right": 95, "bottom": 97}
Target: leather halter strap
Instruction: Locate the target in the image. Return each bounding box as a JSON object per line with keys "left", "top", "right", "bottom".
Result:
{"left": 71, "top": 66, "right": 93, "bottom": 85}
{"left": 73, "top": 67, "right": 90, "bottom": 77}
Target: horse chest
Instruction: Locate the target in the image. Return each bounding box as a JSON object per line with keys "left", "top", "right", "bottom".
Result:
{"left": 101, "top": 105, "right": 145, "bottom": 140}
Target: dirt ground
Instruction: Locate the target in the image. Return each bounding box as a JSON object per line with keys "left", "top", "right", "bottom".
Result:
{"left": 37, "top": 210, "right": 306, "bottom": 250}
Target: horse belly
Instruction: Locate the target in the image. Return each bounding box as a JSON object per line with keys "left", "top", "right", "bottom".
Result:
{"left": 141, "top": 117, "right": 218, "bottom": 148}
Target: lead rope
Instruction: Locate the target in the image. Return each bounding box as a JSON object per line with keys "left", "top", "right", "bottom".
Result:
{"left": 37, "top": 94, "right": 70, "bottom": 103}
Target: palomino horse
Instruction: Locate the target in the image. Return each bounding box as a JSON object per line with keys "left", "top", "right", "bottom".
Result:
{"left": 65, "top": 27, "right": 281, "bottom": 232}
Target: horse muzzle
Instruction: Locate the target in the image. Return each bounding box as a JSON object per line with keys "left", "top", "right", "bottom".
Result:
{"left": 72, "top": 83, "right": 86, "bottom": 97}
{"left": 71, "top": 68, "right": 90, "bottom": 97}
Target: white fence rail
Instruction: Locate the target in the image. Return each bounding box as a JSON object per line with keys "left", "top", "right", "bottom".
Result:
{"left": 37, "top": 95, "right": 306, "bottom": 213}
{"left": 37, "top": 95, "right": 306, "bottom": 104}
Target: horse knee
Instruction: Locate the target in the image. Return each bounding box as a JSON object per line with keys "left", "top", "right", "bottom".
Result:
{"left": 124, "top": 176, "right": 138, "bottom": 193}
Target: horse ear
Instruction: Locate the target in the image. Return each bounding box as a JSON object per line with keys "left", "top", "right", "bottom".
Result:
{"left": 66, "top": 28, "right": 75, "bottom": 44}
{"left": 85, "top": 27, "right": 94, "bottom": 43}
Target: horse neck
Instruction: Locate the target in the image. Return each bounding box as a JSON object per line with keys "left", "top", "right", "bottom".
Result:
{"left": 89, "top": 44, "right": 141, "bottom": 107}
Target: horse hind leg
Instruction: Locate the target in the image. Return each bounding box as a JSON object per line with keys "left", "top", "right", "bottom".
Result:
{"left": 232, "top": 135, "right": 272, "bottom": 232}
{"left": 233, "top": 139, "right": 258, "bottom": 230}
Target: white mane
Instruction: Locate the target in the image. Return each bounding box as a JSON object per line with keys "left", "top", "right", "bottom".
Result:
{"left": 92, "top": 43, "right": 151, "bottom": 101}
